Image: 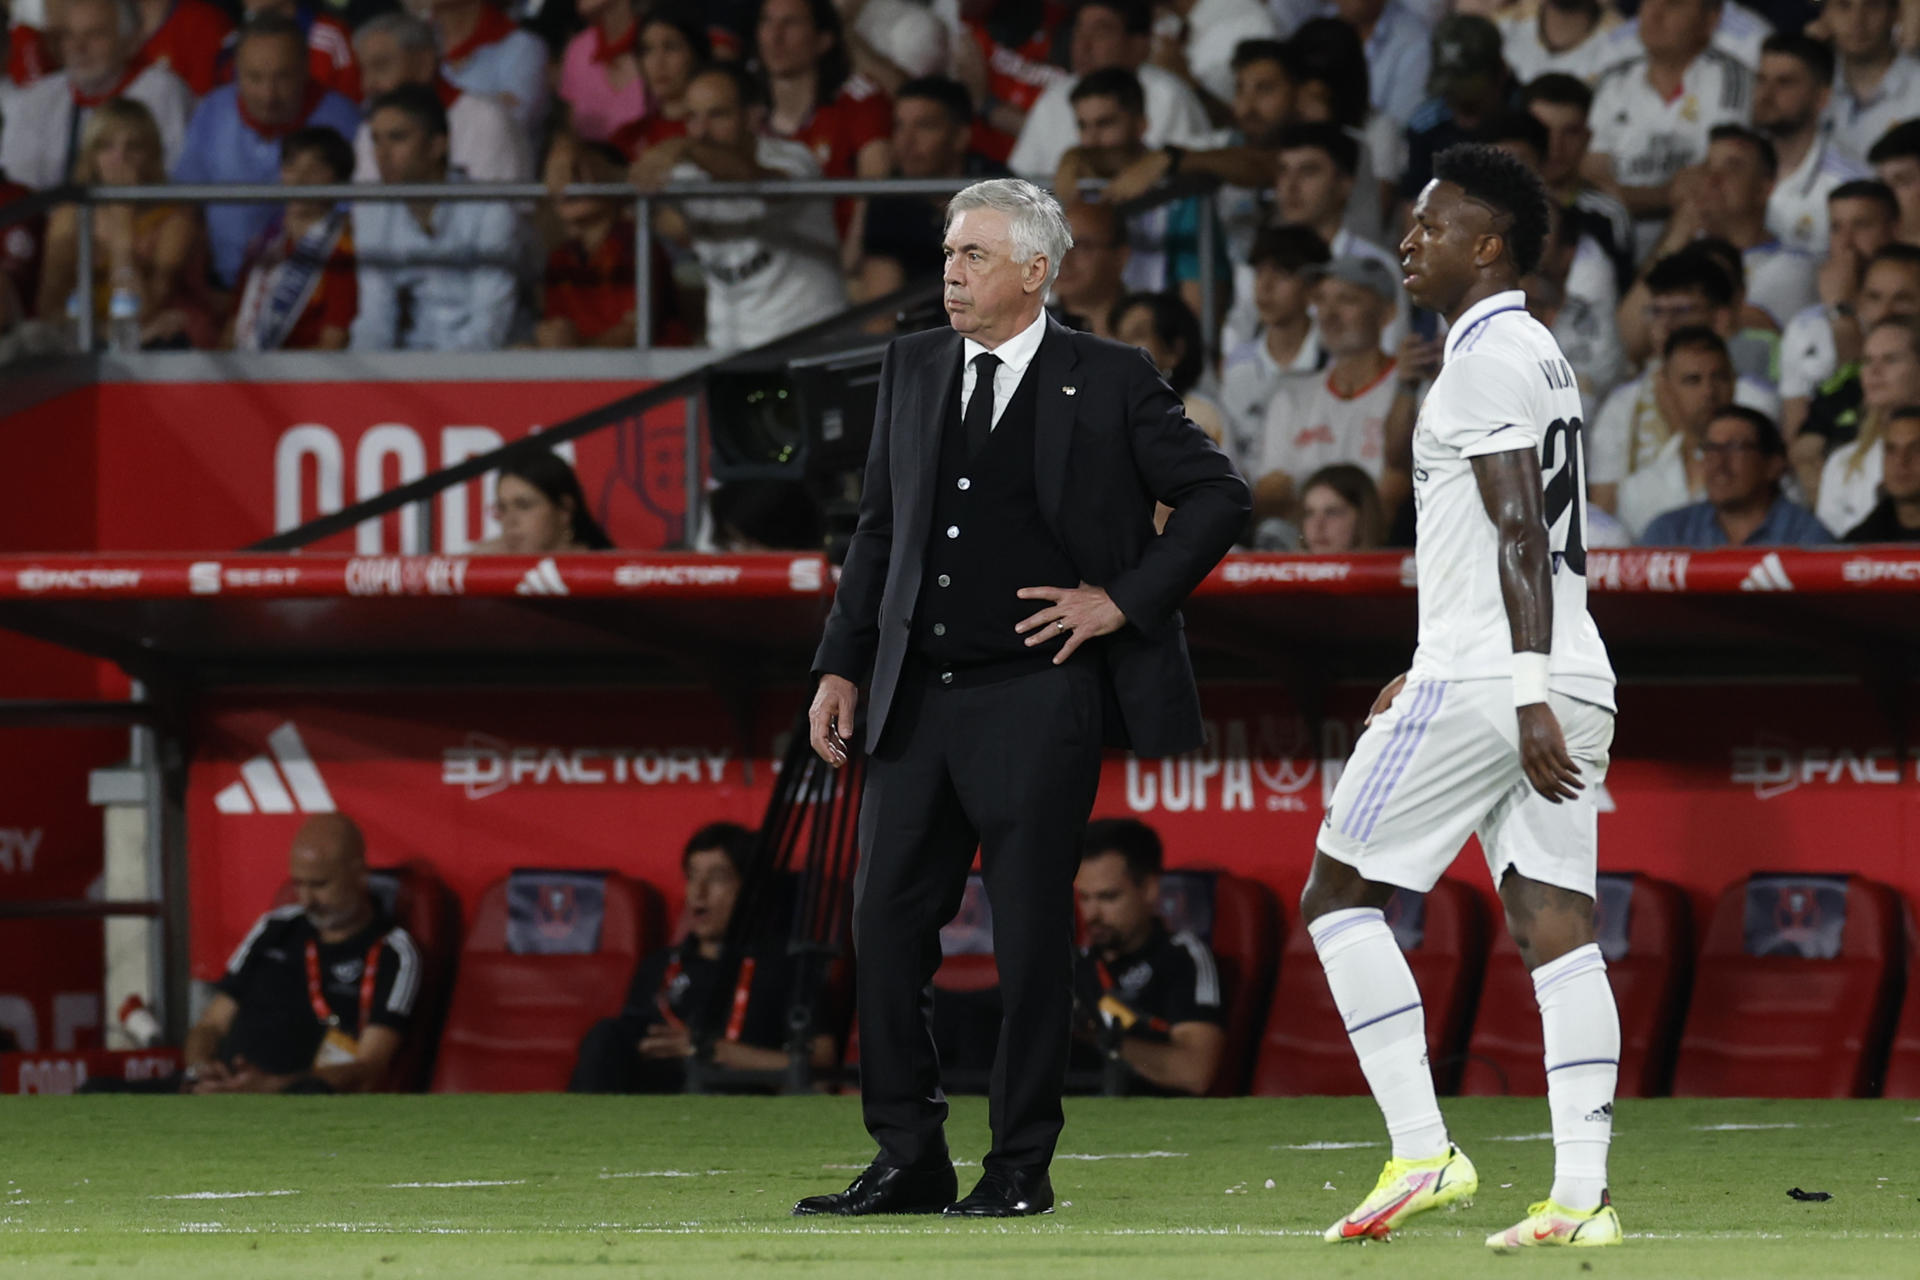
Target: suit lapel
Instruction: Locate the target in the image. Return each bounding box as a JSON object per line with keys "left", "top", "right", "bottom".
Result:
{"left": 1032, "top": 315, "right": 1079, "bottom": 537}
{"left": 910, "top": 330, "right": 964, "bottom": 520}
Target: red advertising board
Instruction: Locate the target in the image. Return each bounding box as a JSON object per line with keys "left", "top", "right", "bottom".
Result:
{"left": 185, "top": 681, "right": 1920, "bottom": 983}
{"left": 0, "top": 379, "right": 690, "bottom": 556}
{"left": 0, "top": 1049, "right": 182, "bottom": 1094}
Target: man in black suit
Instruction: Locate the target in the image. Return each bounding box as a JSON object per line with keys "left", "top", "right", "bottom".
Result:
{"left": 793, "top": 178, "right": 1248, "bottom": 1219}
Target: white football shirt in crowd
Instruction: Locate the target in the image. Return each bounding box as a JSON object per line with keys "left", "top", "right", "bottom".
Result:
{"left": 1829, "top": 54, "right": 1920, "bottom": 162}
{"left": 1253, "top": 360, "right": 1397, "bottom": 483}
{"left": 673, "top": 137, "right": 843, "bottom": 351}
{"left": 1589, "top": 49, "right": 1754, "bottom": 258}
{"left": 1777, "top": 304, "right": 1838, "bottom": 402}
{"left": 1766, "top": 132, "right": 1871, "bottom": 255}
{"left": 1007, "top": 63, "right": 1213, "bottom": 177}
{"left": 1405, "top": 290, "right": 1615, "bottom": 706}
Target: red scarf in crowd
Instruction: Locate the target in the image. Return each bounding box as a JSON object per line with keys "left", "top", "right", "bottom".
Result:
{"left": 237, "top": 80, "right": 328, "bottom": 142}
{"left": 441, "top": 4, "right": 518, "bottom": 66}
{"left": 590, "top": 15, "right": 638, "bottom": 64}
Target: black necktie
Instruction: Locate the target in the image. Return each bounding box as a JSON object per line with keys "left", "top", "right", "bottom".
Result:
{"left": 963, "top": 352, "right": 1002, "bottom": 457}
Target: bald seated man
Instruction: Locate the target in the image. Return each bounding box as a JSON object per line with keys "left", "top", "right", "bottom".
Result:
{"left": 177, "top": 814, "right": 421, "bottom": 1094}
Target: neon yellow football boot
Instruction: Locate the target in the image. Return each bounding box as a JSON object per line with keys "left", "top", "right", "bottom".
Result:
{"left": 1323, "top": 1144, "right": 1478, "bottom": 1242}
{"left": 1485, "top": 1192, "right": 1623, "bottom": 1249}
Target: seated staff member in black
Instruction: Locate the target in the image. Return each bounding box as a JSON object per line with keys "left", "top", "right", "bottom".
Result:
{"left": 174, "top": 814, "right": 417, "bottom": 1094}
{"left": 798, "top": 177, "right": 1248, "bottom": 1220}
{"left": 569, "top": 822, "right": 837, "bottom": 1092}
{"left": 1070, "top": 818, "right": 1224, "bottom": 1096}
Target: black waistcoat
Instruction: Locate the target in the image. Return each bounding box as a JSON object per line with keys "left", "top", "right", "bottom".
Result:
{"left": 910, "top": 357, "right": 1080, "bottom": 669}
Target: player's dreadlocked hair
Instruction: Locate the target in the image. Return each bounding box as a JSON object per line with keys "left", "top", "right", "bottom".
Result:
{"left": 1431, "top": 143, "right": 1553, "bottom": 277}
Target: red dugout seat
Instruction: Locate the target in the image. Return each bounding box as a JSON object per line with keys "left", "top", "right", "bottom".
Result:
{"left": 272, "top": 859, "right": 462, "bottom": 1092}
{"left": 1156, "top": 870, "right": 1280, "bottom": 1096}
{"left": 1252, "top": 879, "right": 1487, "bottom": 1096}
{"left": 1870, "top": 899, "right": 1920, "bottom": 1098}
{"left": 431, "top": 870, "right": 659, "bottom": 1093}
{"left": 1673, "top": 873, "right": 1903, "bottom": 1099}
{"left": 1459, "top": 872, "right": 1690, "bottom": 1097}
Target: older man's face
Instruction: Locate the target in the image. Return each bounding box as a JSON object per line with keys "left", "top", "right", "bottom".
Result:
{"left": 238, "top": 34, "right": 311, "bottom": 129}
{"left": 942, "top": 206, "right": 1046, "bottom": 345}
{"left": 62, "top": 0, "right": 127, "bottom": 96}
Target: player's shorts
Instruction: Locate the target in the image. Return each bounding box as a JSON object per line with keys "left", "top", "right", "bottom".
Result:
{"left": 1316, "top": 678, "right": 1614, "bottom": 898}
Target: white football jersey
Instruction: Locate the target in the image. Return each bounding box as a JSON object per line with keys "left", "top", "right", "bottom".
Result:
{"left": 1407, "top": 291, "right": 1616, "bottom": 710}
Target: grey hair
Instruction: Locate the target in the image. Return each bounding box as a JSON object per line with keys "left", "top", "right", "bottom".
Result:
{"left": 354, "top": 10, "right": 438, "bottom": 57}
{"left": 944, "top": 178, "right": 1075, "bottom": 290}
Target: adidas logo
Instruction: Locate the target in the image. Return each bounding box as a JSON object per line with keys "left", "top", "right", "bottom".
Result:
{"left": 1739, "top": 552, "right": 1793, "bottom": 592}
{"left": 1585, "top": 1102, "right": 1614, "bottom": 1122}
{"left": 515, "top": 557, "right": 569, "bottom": 596}
{"left": 213, "top": 723, "right": 337, "bottom": 815}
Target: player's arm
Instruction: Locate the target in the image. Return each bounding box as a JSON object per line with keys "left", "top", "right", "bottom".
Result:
{"left": 1471, "top": 447, "right": 1584, "bottom": 804}
{"left": 1113, "top": 1021, "right": 1225, "bottom": 1096}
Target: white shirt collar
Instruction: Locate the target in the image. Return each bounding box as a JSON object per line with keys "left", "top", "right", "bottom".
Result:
{"left": 1443, "top": 289, "right": 1529, "bottom": 362}
{"left": 963, "top": 306, "right": 1048, "bottom": 376}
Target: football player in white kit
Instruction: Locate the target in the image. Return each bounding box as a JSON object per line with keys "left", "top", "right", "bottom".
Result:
{"left": 1303, "top": 143, "right": 1623, "bottom": 1250}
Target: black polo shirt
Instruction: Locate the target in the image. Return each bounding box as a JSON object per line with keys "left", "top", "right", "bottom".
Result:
{"left": 1072, "top": 920, "right": 1225, "bottom": 1093}
{"left": 615, "top": 937, "right": 794, "bottom": 1050}
{"left": 1843, "top": 497, "right": 1920, "bottom": 542}
{"left": 214, "top": 905, "right": 420, "bottom": 1075}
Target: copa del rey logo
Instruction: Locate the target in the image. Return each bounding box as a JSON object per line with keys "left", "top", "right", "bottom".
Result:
{"left": 213, "top": 723, "right": 337, "bottom": 815}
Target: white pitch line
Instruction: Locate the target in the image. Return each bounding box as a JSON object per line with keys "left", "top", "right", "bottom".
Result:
{"left": 152, "top": 1191, "right": 301, "bottom": 1201}
{"left": 1485, "top": 1132, "right": 1554, "bottom": 1142}
{"left": 386, "top": 1180, "right": 526, "bottom": 1189}
{"left": 1691, "top": 1123, "right": 1821, "bottom": 1132}
{"left": 1275, "top": 1141, "right": 1381, "bottom": 1151}
{"left": 599, "top": 1171, "right": 730, "bottom": 1179}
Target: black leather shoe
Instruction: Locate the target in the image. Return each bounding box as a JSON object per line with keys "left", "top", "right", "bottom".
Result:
{"left": 791, "top": 1163, "right": 957, "bottom": 1216}
{"left": 943, "top": 1167, "right": 1053, "bottom": 1217}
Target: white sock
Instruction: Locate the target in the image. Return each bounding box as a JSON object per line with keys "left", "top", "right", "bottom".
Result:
{"left": 1534, "top": 942, "right": 1619, "bottom": 1212}
{"left": 1308, "top": 907, "right": 1449, "bottom": 1162}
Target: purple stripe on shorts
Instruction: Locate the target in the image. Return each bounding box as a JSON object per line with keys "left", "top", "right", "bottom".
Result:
{"left": 1340, "top": 681, "right": 1441, "bottom": 841}
{"left": 1356, "top": 681, "right": 1447, "bottom": 842}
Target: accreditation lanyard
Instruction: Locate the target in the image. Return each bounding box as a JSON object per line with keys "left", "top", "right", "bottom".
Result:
{"left": 656, "top": 952, "right": 757, "bottom": 1042}
{"left": 305, "top": 938, "right": 384, "bottom": 1032}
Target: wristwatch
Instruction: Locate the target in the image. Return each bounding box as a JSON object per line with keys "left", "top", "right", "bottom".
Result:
{"left": 1162, "top": 145, "right": 1186, "bottom": 177}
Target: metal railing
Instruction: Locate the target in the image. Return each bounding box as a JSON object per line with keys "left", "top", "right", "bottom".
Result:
{"left": 2, "top": 175, "right": 1221, "bottom": 356}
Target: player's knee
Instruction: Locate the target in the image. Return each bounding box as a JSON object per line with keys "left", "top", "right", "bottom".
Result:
{"left": 1299, "top": 853, "right": 1382, "bottom": 924}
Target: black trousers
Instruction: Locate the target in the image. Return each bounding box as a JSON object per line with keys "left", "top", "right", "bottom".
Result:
{"left": 568, "top": 1018, "right": 689, "bottom": 1094}
{"left": 853, "top": 658, "right": 1104, "bottom": 1174}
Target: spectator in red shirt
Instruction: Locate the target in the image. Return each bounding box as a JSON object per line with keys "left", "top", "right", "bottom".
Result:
{"left": 134, "top": 0, "right": 233, "bottom": 97}
{"left": 6, "top": 0, "right": 57, "bottom": 85}
{"left": 536, "top": 140, "right": 689, "bottom": 349}
{"left": 754, "top": 0, "right": 889, "bottom": 181}
{"left": 218, "top": 0, "right": 360, "bottom": 102}
{"left": 607, "top": 8, "right": 706, "bottom": 158}
{"left": 952, "top": 0, "right": 1073, "bottom": 167}
{"left": 229, "top": 125, "right": 357, "bottom": 351}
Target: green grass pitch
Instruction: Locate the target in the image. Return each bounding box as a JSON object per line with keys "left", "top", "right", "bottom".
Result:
{"left": 3, "top": 1096, "right": 1917, "bottom": 1278}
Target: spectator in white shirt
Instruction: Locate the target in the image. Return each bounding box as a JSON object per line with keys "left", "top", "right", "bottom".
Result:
{"left": 1495, "top": 0, "right": 1616, "bottom": 86}
{"left": 1220, "top": 222, "right": 1329, "bottom": 465}
{"left": 1006, "top": 0, "right": 1211, "bottom": 177}
{"left": 1266, "top": 121, "right": 1406, "bottom": 348}
{"left": 1591, "top": 250, "right": 1778, "bottom": 514}
{"left": 1778, "top": 178, "right": 1900, "bottom": 440}
{"left": 351, "top": 12, "right": 530, "bottom": 183}
{"left": 350, "top": 83, "right": 519, "bottom": 351}
{"left": 0, "top": 0, "right": 192, "bottom": 187}
{"left": 1297, "top": 462, "right": 1385, "bottom": 551}
{"left": 630, "top": 63, "right": 843, "bottom": 350}
{"left": 1817, "top": 316, "right": 1920, "bottom": 536}
{"left": 1869, "top": 122, "right": 1920, "bottom": 248}
{"left": 1615, "top": 325, "right": 1740, "bottom": 537}
{"left": 1758, "top": 33, "right": 1871, "bottom": 257}
{"left": 1827, "top": 0, "right": 1920, "bottom": 162}
{"left": 1252, "top": 255, "right": 1403, "bottom": 523}
{"left": 1330, "top": 0, "right": 1430, "bottom": 129}
{"left": 1594, "top": 0, "right": 1772, "bottom": 72}
{"left": 1584, "top": 0, "right": 1753, "bottom": 260}
{"left": 1522, "top": 72, "right": 1636, "bottom": 293}
{"left": 1147, "top": 0, "right": 1279, "bottom": 117}
{"left": 1792, "top": 242, "right": 1920, "bottom": 504}
{"left": 1699, "top": 124, "right": 1820, "bottom": 328}
{"left": 1279, "top": 18, "right": 1400, "bottom": 247}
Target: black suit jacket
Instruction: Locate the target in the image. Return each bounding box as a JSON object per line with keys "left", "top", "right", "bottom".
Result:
{"left": 813, "top": 314, "right": 1250, "bottom": 757}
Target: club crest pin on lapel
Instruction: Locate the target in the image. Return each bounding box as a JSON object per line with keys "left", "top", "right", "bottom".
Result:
{"left": 1063, "top": 386, "right": 1077, "bottom": 395}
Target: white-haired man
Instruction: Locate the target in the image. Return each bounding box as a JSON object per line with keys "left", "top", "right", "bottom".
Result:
{"left": 0, "top": 0, "right": 193, "bottom": 187}
{"left": 798, "top": 177, "right": 1248, "bottom": 1219}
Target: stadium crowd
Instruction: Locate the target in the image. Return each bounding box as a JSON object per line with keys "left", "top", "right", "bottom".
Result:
{"left": 3, "top": 0, "right": 1920, "bottom": 546}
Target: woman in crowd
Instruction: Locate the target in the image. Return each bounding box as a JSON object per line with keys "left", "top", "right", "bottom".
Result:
{"left": 608, "top": 10, "right": 710, "bottom": 157}
{"left": 474, "top": 450, "right": 616, "bottom": 554}
{"left": 1297, "top": 464, "right": 1385, "bottom": 553}
{"left": 558, "top": 0, "right": 649, "bottom": 143}
{"left": 1110, "top": 290, "right": 1228, "bottom": 445}
{"left": 37, "top": 99, "right": 216, "bottom": 349}
{"left": 1817, "top": 317, "right": 1920, "bottom": 536}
